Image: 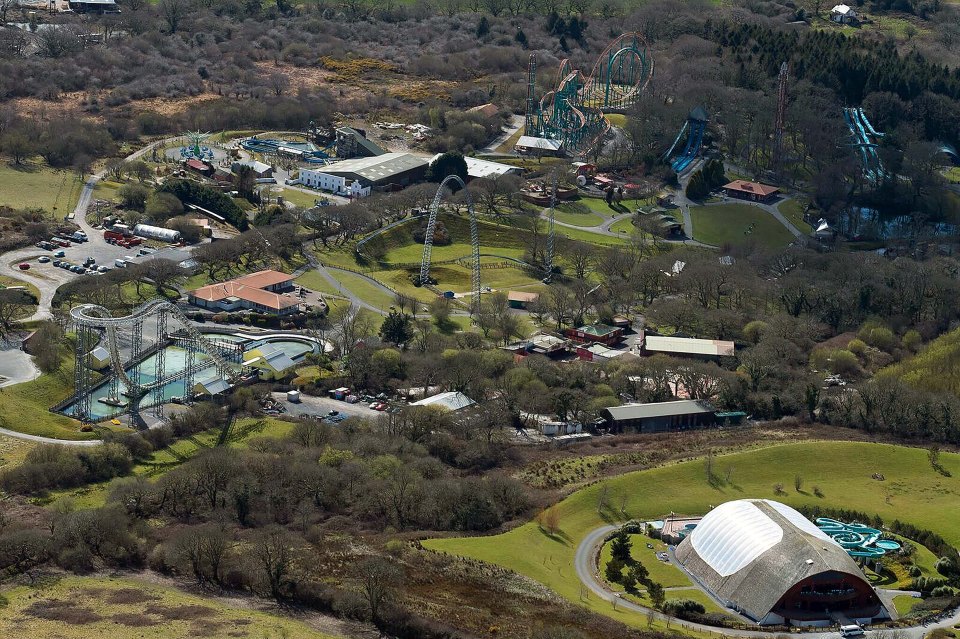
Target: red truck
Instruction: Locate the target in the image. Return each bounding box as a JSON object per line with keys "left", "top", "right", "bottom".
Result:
{"left": 104, "top": 229, "right": 143, "bottom": 247}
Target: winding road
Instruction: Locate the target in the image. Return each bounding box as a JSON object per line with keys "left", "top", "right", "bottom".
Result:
{"left": 574, "top": 525, "right": 960, "bottom": 639}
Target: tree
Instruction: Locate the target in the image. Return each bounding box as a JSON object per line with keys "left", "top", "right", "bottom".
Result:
{"left": 426, "top": 152, "right": 468, "bottom": 185}
{"left": 119, "top": 183, "right": 150, "bottom": 211}
{"left": 610, "top": 530, "right": 632, "bottom": 563}
{"left": 429, "top": 297, "right": 452, "bottom": 329}
{"left": 253, "top": 527, "right": 291, "bottom": 600}
{"left": 145, "top": 192, "right": 184, "bottom": 222}
{"left": 379, "top": 310, "right": 412, "bottom": 345}
{"left": 358, "top": 557, "right": 402, "bottom": 622}
{"left": 0, "top": 131, "right": 34, "bottom": 166}
{"left": 0, "top": 288, "right": 33, "bottom": 338}
{"left": 647, "top": 581, "right": 666, "bottom": 609}
{"left": 158, "top": 0, "right": 189, "bottom": 33}
{"left": 605, "top": 557, "right": 624, "bottom": 583}
{"left": 138, "top": 259, "right": 184, "bottom": 297}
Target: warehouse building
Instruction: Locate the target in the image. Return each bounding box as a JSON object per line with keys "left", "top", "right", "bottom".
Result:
{"left": 642, "top": 334, "right": 736, "bottom": 360}
{"left": 601, "top": 400, "right": 716, "bottom": 433}
{"left": 430, "top": 154, "right": 522, "bottom": 180}
{"left": 298, "top": 153, "right": 428, "bottom": 197}
{"left": 675, "top": 499, "right": 889, "bottom": 626}
{"left": 188, "top": 270, "right": 299, "bottom": 316}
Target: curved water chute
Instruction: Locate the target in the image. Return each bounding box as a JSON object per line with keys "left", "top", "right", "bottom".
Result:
{"left": 815, "top": 517, "right": 900, "bottom": 558}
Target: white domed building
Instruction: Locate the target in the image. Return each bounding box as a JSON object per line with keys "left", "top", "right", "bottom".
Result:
{"left": 674, "top": 499, "right": 891, "bottom": 626}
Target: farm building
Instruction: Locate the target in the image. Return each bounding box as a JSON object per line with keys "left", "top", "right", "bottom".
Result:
{"left": 565, "top": 324, "right": 624, "bottom": 346}
{"left": 507, "top": 291, "right": 539, "bottom": 309}
{"left": 515, "top": 136, "right": 564, "bottom": 156}
{"left": 830, "top": 4, "right": 858, "bottom": 23}
{"left": 430, "top": 154, "right": 522, "bottom": 180}
{"left": 336, "top": 127, "right": 385, "bottom": 158}
{"left": 641, "top": 334, "right": 735, "bottom": 359}
{"left": 675, "top": 499, "right": 890, "bottom": 626}
{"left": 601, "top": 400, "right": 716, "bottom": 433}
{"left": 723, "top": 180, "right": 780, "bottom": 203}
{"left": 410, "top": 391, "right": 475, "bottom": 412}
{"left": 299, "top": 153, "right": 428, "bottom": 196}
{"left": 231, "top": 160, "right": 273, "bottom": 179}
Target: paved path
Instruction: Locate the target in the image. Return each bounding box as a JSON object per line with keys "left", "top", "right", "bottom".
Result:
{"left": 574, "top": 525, "right": 960, "bottom": 639}
{"left": 481, "top": 114, "right": 525, "bottom": 154}
{"left": 0, "top": 426, "right": 101, "bottom": 446}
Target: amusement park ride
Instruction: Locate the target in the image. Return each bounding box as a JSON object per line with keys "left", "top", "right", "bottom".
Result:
{"left": 524, "top": 33, "right": 654, "bottom": 155}
{"left": 68, "top": 301, "right": 244, "bottom": 422}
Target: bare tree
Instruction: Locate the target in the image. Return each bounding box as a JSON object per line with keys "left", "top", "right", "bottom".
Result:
{"left": 158, "top": 0, "right": 189, "bottom": 33}
{"left": 358, "top": 557, "right": 402, "bottom": 622}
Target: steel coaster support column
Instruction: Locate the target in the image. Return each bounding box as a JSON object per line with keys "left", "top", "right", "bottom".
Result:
{"left": 525, "top": 53, "right": 538, "bottom": 135}
{"left": 130, "top": 316, "right": 143, "bottom": 390}
{"left": 154, "top": 308, "right": 167, "bottom": 418}
{"left": 184, "top": 340, "right": 195, "bottom": 404}
{"left": 73, "top": 321, "right": 91, "bottom": 421}
{"left": 545, "top": 172, "right": 558, "bottom": 277}
{"left": 469, "top": 195, "right": 481, "bottom": 316}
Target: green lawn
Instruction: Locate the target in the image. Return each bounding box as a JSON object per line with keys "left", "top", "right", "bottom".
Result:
{"left": 690, "top": 203, "right": 794, "bottom": 248}
{"left": 0, "top": 574, "right": 339, "bottom": 639}
{"left": 945, "top": 166, "right": 960, "bottom": 184}
{"left": 609, "top": 217, "right": 638, "bottom": 235}
{"left": 0, "top": 275, "right": 41, "bottom": 302}
{"left": 267, "top": 186, "right": 325, "bottom": 209}
{"left": 0, "top": 162, "right": 83, "bottom": 216}
{"left": 494, "top": 127, "right": 524, "bottom": 154}
{"left": 552, "top": 207, "right": 604, "bottom": 227}
{"left": 0, "top": 365, "right": 91, "bottom": 441}
{"left": 777, "top": 198, "right": 813, "bottom": 234}
{"left": 329, "top": 269, "right": 397, "bottom": 310}
{"left": 294, "top": 269, "right": 343, "bottom": 297}
{"left": 606, "top": 114, "right": 628, "bottom": 128}
{"left": 92, "top": 179, "right": 123, "bottom": 204}
{"left": 894, "top": 594, "right": 922, "bottom": 617}
{"left": 599, "top": 536, "right": 690, "bottom": 588}
{"left": 426, "top": 441, "right": 960, "bottom": 630}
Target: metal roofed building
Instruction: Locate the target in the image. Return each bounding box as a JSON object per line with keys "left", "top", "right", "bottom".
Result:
{"left": 515, "top": 136, "right": 564, "bottom": 156}
{"left": 642, "top": 335, "right": 735, "bottom": 359}
{"left": 675, "top": 499, "right": 890, "bottom": 626}
{"left": 601, "top": 399, "right": 715, "bottom": 433}
{"left": 430, "top": 154, "right": 522, "bottom": 180}
{"left": 313, "top": 152, "right": 428, "bottom": 188}
{"left": 410, "top": 391, "right": 475, "bottom": 412}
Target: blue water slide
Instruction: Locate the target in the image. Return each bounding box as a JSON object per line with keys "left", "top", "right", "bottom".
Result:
{"left": 663, "top": 120, "right": 688, "bottom": 161}
{"left": 672, "top": 120, "right": 705, "bottom": 173}
{"left": 857, "top": 108, "right": 884, "bottom": 138}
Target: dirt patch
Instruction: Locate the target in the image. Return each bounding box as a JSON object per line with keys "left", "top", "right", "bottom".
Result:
{"left": 104, "top": 587, "right": 162, "bottom": 605}
{"left": 190, "top": 619, "right": 229, "bottom": 636}
{"left": 110, "top": 612, "right": 163, "bottom": 626}
{"left": 24, "top": 599, "right": 102, "bottom": 624}
{"left": 144, "top": 602, "right": 216, "bottom": 620}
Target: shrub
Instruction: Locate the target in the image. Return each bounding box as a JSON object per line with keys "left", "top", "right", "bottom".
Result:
{"left": 847, "top": 338, "right": 868, "bottom": 355}
{"left": 930, "top": 586, "right": 957, "bottom": 598}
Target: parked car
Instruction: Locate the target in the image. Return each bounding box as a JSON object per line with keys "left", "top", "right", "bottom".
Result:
{"left": 54, "top": 250, "right": 65, "bottom": 258}
{"left": 37, "top": 256, "right": 50, "bottom": 263}
{"left": 17, "top": 263, "right": 29, "bottom": 270}
{"left": 53, "top": 260, "right": 61, "bottom": 267}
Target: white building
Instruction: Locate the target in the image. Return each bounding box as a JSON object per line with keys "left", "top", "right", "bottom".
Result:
{"left": 297, "top": 169, "right": 370, "bottom": 198}
{"left": 429, "top": 153, "right": 522, "bottom": 180}
{"left": 830, "top": 4, "right": 858, "bottom": 23}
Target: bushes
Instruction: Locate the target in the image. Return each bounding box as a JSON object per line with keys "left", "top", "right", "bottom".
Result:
{"left": 662, "top": 599, "right": 706, "bottom": 618}
{"left": 158, "top": 179, "right": 249, "bottom": 231}
{"left": 0, "top": 443, "right": 132, "bottom": 495}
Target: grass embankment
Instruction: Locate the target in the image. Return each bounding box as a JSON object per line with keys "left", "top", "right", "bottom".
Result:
{"left": 878, "top": 326, "right": 960, "bottom": 395}
{"left": 777, "top": 198, "right": 813, "bottom": 234}
{"left": 689, "top": 203, "right": 794, "bottom": 248}
{"left": 0, "top": 365, "right": 90, "bottom": 440}
{"left": 0, "top": 275, "right": 41, "bottom": 302}
{"left": 494, "top": 127, "right": 524, "bottom": 154}
{"left": 426, "top": 441, "right": 960, "bottom": 630}
{"left": 0, "top": 433, "right": 34, "bottom": 469}
{"left": 0, "top": 574, "right": 340, "bottom": 639}
{"left": 552, "top": 206, "right": 604, "bottom": 227}
{"left": 0, "top": 162, "right": 82, "bottom": 215}
{"left": 49, "top": 417, "right": 296, "bottom": 510}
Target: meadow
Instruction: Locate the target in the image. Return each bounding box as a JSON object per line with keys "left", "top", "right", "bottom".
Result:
{"left": 426, "top": 441, "right": 960, "bottom": 629}
{"left": 690, "top": 203, "right": 795, "bottom": 248}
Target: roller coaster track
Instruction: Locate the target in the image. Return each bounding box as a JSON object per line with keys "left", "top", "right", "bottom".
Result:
{"left": 70, "top": 299, "right": 243, "bottom": 420}
{"left": 525, "top": 33, "right": 653, "bottom": 156}
{"left": 419, "top": 175, "right": 481, "bottom": 313}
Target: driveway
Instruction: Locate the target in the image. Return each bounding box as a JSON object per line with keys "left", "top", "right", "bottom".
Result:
{"left": 271, "top": 391, "right": 381, "bottom": 420}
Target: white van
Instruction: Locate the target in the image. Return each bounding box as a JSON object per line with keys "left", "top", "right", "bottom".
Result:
{"left": 114, "top": 259, "right": 127, "bottom": 268}
{"left": 840, "top": 624, "right": 864, "bottom": 637}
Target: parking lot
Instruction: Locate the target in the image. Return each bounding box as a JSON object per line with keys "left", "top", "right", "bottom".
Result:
{"left": 270, "top": 392, "right": 383, "bottom": 420}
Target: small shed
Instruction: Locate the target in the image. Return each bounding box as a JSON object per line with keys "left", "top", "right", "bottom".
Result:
{"left": 830, "top": 4, "right": 858, "bottom": 23}
{"left": 410, "top": 391, "right": 475, "bottom": 412}
{"left": 88, "top": 346, "right": 112, "bottom": 370}
{"left": 507, "top": 291, "right": 540, "bottom": 309}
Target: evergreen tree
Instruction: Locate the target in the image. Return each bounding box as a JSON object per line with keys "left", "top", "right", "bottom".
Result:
{"left": 379, "top": 310, "right": 412, "bottom": 345}
{"left": 515, "top": 28, "right": 528, "bottom": 49}
{"left": 610, "top": 530, "right": 633, "bottom": 563}
{"left": 476, "top": 16, "right": 489, "bottom": 38}
{"left": 426, "top": 152, "right": 468, "bottom": 186}
{"left": 605, "top": 558, "right": 624, "bottom": 584}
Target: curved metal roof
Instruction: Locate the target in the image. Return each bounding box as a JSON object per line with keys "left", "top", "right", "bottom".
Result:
{"left": 690, "top": 500, "right": 783, "bottom": 576}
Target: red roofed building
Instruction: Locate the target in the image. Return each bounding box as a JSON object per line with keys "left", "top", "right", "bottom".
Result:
{"left": 188, "top": 270, "right": 299, "bottom": 316}
{"left": 185, "top": 158, "right": 214, "bottom": 176}
{"left": 723, "top": 180, "right": 780, "bottom": 203}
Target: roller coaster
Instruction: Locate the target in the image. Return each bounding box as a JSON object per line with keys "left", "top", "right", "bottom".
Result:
{"left": 843, "top": 107, "right": 886, "bottom": 183}
{"left": 663, "top": 107, "right": 708, "bottom": 174}
{"left": 69, "top": 300, "right": 244, "bottom": 422}
{"left": 524, "top": 33, "right": 653, "bottom": 155}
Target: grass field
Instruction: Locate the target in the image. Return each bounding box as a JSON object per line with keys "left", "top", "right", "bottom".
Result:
{"left": 0, "top": 433, "right": 34, "bottom": 470}
{"left": 0, "top": 275, "right": 41, "bottom": 302}
{"left": 894, "top": 594, "right": 922, "bottom": 616}
{"left": 0, "top": 574, "right": 339, "bottom": 639}
{"left": 690, "top": 203, "right": 794, "bottom": 248}
{"left": 494, "top": 127, "right": 524, "bottom": 154}
{"left": 945, "top": 167, "right": 960, "bottom": 183}
{"left": 552, "top": 207, "right": 604, "bottom": 227}
{"left": 599, "top": 536, "right": 691, "bottom": 589}
{"left": 426, "top": 441, "right": 960, "bottom": 629}
{"left": 777, "top": 198, "right": 813, "bottom": 234}
{"left": 0, "top": 365, "right": 91, "bottom": 440}
{"left": 92, "top": 179, "right": 123, "bottom": 204}
{"left": 329, "top": 269, "right": 397, "bottom": 310}
{"left": 294, "top": 269, "right": 343, "bottom": 297}
{"left": 609, "top": 217, "right": 637, "bottom": 235}
{"left": 0, "top": 162, "right": 83, "bottom": 216}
